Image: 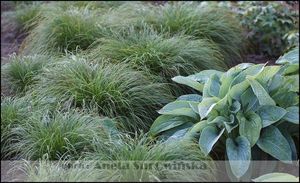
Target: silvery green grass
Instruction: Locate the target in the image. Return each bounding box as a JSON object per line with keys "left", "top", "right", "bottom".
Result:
{"left": 14, "top": 133, "right": 216, "bottom": 182}
{"left": 28, "top": 56, "right": 172, "bottom": 131}
{"left": 9, "top": 110, "right": 116, "bottom": 160}
{"left": 88, "top": 24, "right": 227, "bottom": 79}
{"left": 149, "top": 47, "right": 299, "bottom": 180}
{"left": 2, "top": 54, "right": 53, "bottom": 95}
{"left": 2, "top": 1, "right": 297, "bottom": 182}
{"left": 138, "top": 2, "right": 245, "bottom": 66}
{"left": 1, "top": 97, "right": 32, "bottom": 159}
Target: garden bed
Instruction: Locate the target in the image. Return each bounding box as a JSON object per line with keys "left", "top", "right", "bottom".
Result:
{"left": 1, "top": 1, "right": 299, "bottom": 182}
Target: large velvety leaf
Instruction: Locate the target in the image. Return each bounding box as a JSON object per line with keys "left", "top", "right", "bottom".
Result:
{"left": 280, "top": 129, "right": 298, "bottom": 161}
{"left": 158, "top": 101, "right": 199, "bottom": 119}
{"left": 276, "top": 47, "right": 299, "bottom": 64}
{"left": 150, "top": 115, "right": 195, "bottom": 136}
{"left": 256, "top": 105, "right": 287, "bottom": 127}
{"left": 158, "top": 122, "right": 194, "bottom": 141}
{"left": 285, "top": 75, "right": 299, "bottom": 92}
{"left": 256, "top": 125, "right": 292, "bottom": 161}
{"left": 202, "top": 74, "right": 220, "bottom": 97}
{"left": 230, "top": 64, "right": 266, "bottom": 87}
{"left": 255, "top": 66, "right": 281, "bottom": 84}
{"left": 226, "top": 136, "right": 251, "bottom": 178}
{"left": 229, "top": 80, "right": 250, "bottom": 100}
{"left": 238, "top": 112, "right": 262, "bottom": 147}
{"left": 189, "top": 70, "right": 223, "bottom": 83}
{"left": 229, "top": 100, "right": 241, "bottom": 113}
{"left": 268, "top": 74, "right": 284, "bottom": 92}
{"left": 247, "top": 77, "right": 276, "bottom": 106}
{"left": 166, "top": 127, "right": 190, "bottom": 141}
{"left": 172, "top": 76, "right": 203, "bottom": 92}
{"left": 234, "top": 63, "right": 255, "bottom": 70}
{"left": 241, "top": 87, "right": 258, "bottom": 112}
{"left": 271, "top": 90, "right": 299, "bottom": 108}
{"left": 177, "top": 94, "right": 202, "bottom": 102}
{"left": 283, "top": 106, "right": 299, "bottom": 124}
{"left": 198, "top": 97, "right": 219, "bottom": 119}
{"left": 253, "top": 173, "right": 299, "bottom": 182}
{"left": 219, "top": 69, "right": 242, "bottom": 98}
{"left": 224, "top": 114, "right": 238, "bottom": 133}
{"left": 282, "top": 64, "right": 299, "bottom": 75}
{"left": 199, "top": 126, "right": 225, "bottom": 156}
{"left": 184, "top": 120, "right": 208, "bottom": 140}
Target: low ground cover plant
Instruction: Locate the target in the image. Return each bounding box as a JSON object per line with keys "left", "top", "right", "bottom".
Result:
{"left": 149, "top": 48, "right": 299, "bottom": 179}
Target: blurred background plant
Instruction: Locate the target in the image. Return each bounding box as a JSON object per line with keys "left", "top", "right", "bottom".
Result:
{"left": 234, "top": 1, "right": 299, "bottom": 58}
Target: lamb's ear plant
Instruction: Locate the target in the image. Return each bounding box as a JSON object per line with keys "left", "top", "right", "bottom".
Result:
{"left": 149, "top": 48, "right": 299, "bottom": 179}
{"left": 30, "top": 56, "right": 172, "bottom": 131}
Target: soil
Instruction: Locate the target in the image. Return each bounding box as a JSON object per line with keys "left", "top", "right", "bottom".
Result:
{"left": 1, "top": 2, "right": 26, "bottom": 97}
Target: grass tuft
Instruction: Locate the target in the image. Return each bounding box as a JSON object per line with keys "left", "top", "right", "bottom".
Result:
{"left": 30, "top": 57, "right": 172, "bottom": 131}
{"left": 84, "top": 132, "right": 216, "bottom": 182}
{"left": 141, "top": 2, "right": 245, "bottom": 66}
{"left": 20, "top": 6, "right": 104, "bottom": 54}
{"left": 1, "top": 96, "right": 32, "bottom": 159}
{"left": 10, "top": 110, "right": 112, "bottom": 160}
{"left": 2, "top": 54, "right": 51, "bottom": 94}
{"left": 89, "top": 25, "right": 227, "bottom": 79}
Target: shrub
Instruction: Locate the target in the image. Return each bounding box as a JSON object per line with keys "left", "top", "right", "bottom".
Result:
{"left": 10, "top": 110, "right": 115, "bottom": 160}
{"left": 1, "top": 54, "right": 51, "bottom": 94}
{"left": 89, "top": 25, "right": 227, "bottom": 79}
{"left": 84, "top": 133, "right": 216, "bottom": 182}
{"left": 1, "top": 97, "right": 32, "bottom": 159}
{"left": 235, "top": 1, "right": 299, "bottom": 57}
{"left": 141, "top": 2, "right": 244, "bottom": 66}
{"left": 30, "top": 57, "right": 172, "bottom": 131}
{"left": 149, "top": 48, "right": 299, "bottom": 179}
{"left": 20, "top": 6, "right": 104, "bottom": 54}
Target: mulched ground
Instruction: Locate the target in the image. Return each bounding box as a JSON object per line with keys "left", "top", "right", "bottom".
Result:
{"left": 1, "top": 1, "right": 26, "bottom": 97}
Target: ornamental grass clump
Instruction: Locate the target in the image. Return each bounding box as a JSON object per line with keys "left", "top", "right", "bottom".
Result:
{"left": 1, "top": 54, "right": 51, "bottom": 94}
{"left": 20, "top": 6, "right": 103, "bottom": 55}
{"left": 10, "top": 110, "right": 116, "bottom": 160}
{"left": 1, "top": 97, "right": 32, "bottom": 160}
{"left": 150, "top": 48, "right": 299, "bottom": 179}
{"left": 142, "top": 2, "right": 244, "bottom": 66}
{"left": 84, "top": 133, "right": 216, "bottom": 182}
{"left": 89, "top": 25, "right": 227, "bottom": 79}
{"left": 30, "top": 57, "right": 172, "bottom": 131}
{"left": 14, "top": 2, "right": 42, "bottom": 32}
